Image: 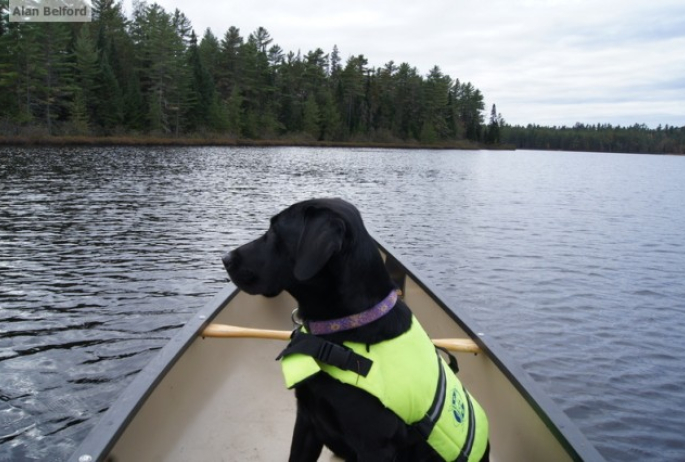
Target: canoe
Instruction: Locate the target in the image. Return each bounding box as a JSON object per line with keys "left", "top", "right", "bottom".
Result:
{"left": 70, "top": 238, "right": 605, "bottom": 462}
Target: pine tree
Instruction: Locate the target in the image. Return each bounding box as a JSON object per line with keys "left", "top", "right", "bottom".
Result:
{"left": 39, "top": 23, "right": 73, "bottom": 133}
{"left": 167, "top": 10, "right": 191, "bottom": 136}
{"left": 96, "top": 54, "right": 124, "bottom": 132}
{"left": 372, "top": 61, "right": 397, "bottom": 137}
{"left": 393, "top": 63, "right": 422, "bottom": 140}
{"left": 71, "top": 25, "right": 100, "bottom": 133}
{"left": 302, "top": 93, "right": 320, "bottom": 139}
{"left": 340, "top": 55, "right": 368, "bottom": 136}
{"left": 1, "top": 22, "right": 63, "bottom": 129}
{"left": 131, "top": 2, "right": 190, "bottom": 134}
{"left": 225, "top": 85, "right": 243, "bottom": 136}
{"left": 217, "top": 26, "right": 243, "bottom": 99}
{"left": 274, "top": 51, "right": 303, "bottom": 133}
{"left": 187, "top": 30, "right": 224, "bottom": 132}
{"left": 0, "top": 19, "right": 28, "bottom": 123}
{"left": 121, "top": 68, "right": 144, "bottom": 130}
{"left": 486, "top": 104, "right": 501, "bottom": 144}
{"left": 251, "top": 26, "right": 272, "bottom": 53}
{"left": 241, "top": 28, "right": 276, "bottom": 136}
{"left": 330, "top": 45, "right": 341, "bottom": 78}
{"left": 198, "top": 28, "right": 221, "bottom": 80}
{"left": 171, "top": 9, "right": 192, "bottom": 46}
{"left": 423, "top": 65, "right": 451, "bottom": 141}
{"left": 452, "top": 80, "right": 484, "bottom": 141}
{"left": 267, "top": 44, "right": 284, "bottom": 67}
{"left": 92, "top": 0, "right": 129, "bottom": 131}
{"left": 318, "top": 86, "right": 343, "bottom": 141}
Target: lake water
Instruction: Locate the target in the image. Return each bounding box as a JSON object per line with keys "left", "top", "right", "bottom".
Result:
{"left": 1, "top": 146, "right": 684, "bottom": 461}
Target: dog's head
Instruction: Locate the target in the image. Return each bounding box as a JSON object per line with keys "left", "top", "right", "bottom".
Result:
{"left": 223, "top": 198, "right": 388, "bottom": 304}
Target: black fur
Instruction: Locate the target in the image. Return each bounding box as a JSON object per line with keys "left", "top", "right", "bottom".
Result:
{"left": 223, "top": 198, "right": 488, "bottom": 461}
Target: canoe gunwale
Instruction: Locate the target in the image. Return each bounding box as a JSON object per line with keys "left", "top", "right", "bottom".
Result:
{"left": 69, "top": 284, "right": 240, "bottom": 462}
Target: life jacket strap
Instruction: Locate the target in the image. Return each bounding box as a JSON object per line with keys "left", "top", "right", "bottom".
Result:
{"left": 276, "top": 330, "right": 374, "bottom": 377}
{"left": 412, "top": 354, "right": 447, "bottom": 440}
{"left": 413, "top": 353, "right": 477, "bottom": 462}
{"left": 436, "top": 346, "right": 460, "bottom": 374}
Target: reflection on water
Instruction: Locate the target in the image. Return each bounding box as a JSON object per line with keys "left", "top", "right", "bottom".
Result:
{"left": 1, "top": 146, "right": 685, "bottom": 461}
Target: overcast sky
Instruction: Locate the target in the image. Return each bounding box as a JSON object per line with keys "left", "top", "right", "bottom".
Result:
{"left": 133, "top": 0, "right": 685, "bottom": 128}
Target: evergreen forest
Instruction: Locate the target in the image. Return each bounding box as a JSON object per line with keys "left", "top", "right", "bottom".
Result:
{"left": 0, "top": 0, "right": 489, "bottom": 145}
{"left": 501, "top": 123, "right": 685, "bottom": 155}
{"left": 1, "top": 0, "right": 683, "bottom": 154}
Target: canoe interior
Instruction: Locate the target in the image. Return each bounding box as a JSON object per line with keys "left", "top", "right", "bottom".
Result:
{"left": 108, "top": 291, "right": 563, "bottom": 461}
{"left": 75, "top": 244, "right": 603, "bottom": 461}
{"left": 108, "top": 289, "right": 309, "bottom": 461}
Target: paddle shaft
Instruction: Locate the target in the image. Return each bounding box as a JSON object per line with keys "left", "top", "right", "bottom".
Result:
{"left": 202, "top": 323, "right": 481, "bottom": 354}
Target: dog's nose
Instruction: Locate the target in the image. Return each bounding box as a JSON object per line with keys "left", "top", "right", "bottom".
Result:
{"left": 222, "top": 251, "right": 238, "bottom": 272}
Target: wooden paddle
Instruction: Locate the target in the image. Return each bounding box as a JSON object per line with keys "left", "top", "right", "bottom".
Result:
{"left": 202, "top": 323, "right": 481, "bottom": 354}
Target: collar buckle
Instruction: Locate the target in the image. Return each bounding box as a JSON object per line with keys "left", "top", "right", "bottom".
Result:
{"left": 291, "top": 308, "right": 303, "bottom": 328}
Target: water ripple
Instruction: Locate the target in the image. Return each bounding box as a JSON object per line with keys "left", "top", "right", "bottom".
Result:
{"left": 1, "top": 147, "right": 685, "bottom": 461}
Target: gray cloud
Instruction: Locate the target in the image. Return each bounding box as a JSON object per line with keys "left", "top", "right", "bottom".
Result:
{"left": 143, "top": 0, "right": 685, "bottom": 128}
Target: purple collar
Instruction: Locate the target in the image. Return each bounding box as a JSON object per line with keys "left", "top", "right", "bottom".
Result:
{"left": 306, "top": 290, "right": 398, "bottom": 335}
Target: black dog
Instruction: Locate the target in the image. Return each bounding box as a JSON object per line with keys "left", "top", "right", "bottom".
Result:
{"left": 223, "top": 198, "right": 489, "bottom": 461}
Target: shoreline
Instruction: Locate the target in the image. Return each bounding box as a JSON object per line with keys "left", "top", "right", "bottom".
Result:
{"left": 0, "top": 135, "right": 515, "bottom": 151}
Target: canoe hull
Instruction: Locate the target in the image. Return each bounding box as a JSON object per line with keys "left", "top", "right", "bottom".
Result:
{"left": 71, "top": 242, "right": 604, "bottom": 461}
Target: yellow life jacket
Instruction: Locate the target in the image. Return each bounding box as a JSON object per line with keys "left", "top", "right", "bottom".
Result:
{"left": 279, "top": 317, "right": 489, "bottom": 462}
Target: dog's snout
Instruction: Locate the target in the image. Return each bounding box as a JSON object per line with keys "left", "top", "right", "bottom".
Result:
{"left": 222, "top": 251, "right": 239, "bottom": 272}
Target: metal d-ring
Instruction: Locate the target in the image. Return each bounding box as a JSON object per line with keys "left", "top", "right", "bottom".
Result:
{"left": 291, "top": 308, "right": 303, "bottom": 327}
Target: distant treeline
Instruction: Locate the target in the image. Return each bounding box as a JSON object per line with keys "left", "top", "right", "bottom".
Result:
{"left": 2, "top": 1, "right": 681, "bottom": 153}
{"left": 502, "top": 123, "right": 685, "bottom": 155}
{"left": 0, "top": 0, "right": 495, "bottom": 145}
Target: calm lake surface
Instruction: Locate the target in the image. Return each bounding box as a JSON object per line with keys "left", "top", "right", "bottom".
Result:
{"left": 1, "top": 146, "right": 684, "bottom": 461}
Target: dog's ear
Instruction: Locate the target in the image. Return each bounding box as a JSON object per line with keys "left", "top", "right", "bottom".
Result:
{"left": 294, "top": 208, "right": 346, "bottom": 281}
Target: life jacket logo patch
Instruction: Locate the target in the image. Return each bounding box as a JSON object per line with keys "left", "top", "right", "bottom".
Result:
{"left": 451, "top": 387, "right": 466, "bottom": 425}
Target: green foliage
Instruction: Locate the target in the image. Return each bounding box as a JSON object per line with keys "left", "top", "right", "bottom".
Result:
{"left": 501, "top": 123, "right": 685, "bottom": 154}
{"left": 1, "top": 1, "right": 494, "bottom": 141}
{"left": 2, "top": 1, "right": 678, "bottom": 152}
{"left": 217, "top": 26, "right": 242, "bottom": 98}
{"left": 420, "top": 121, "right": 438, "bottom": 144}
{"left": 0, "top": 21, "right": 72, "bottom": 131}
{"left": 130, "top": 2, "right": 190, "bottom": 135}
{"left": 95, "top": 54, "right": 124, "bottom": 132}
{"left": 485, "top": 104, "right": 501, "bottom": 144}
{"left": 452, "top": 80, "right": 484, "bottom": 142}
{"left": 38, "top": 23, "right": 73, "bottom": 133}
{"left": 0, "top": 20, "right": 28, "bottom": 123}
{"left": 198, "top": 28, "right": 220, "bottom": 79}
{"left": 70, "top": 25, "right": 99, "bottom": 133}
{"left": 225, "top": 85, "right": 243, "bottom": 136}
{"left": 318, "top": 87, "right": 343, "bottom": 140}
{"left": 302, "top": 93, "right": 321, "bottom": 139}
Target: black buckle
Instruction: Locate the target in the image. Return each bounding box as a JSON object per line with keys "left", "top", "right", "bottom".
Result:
{"left": 318, "top": 342, "right": 373, "bottom": 377}
{"left": 318, "top": 342, "right": 348, "bottom": 366}
{"left": 277, "top": 330, "right": 373, "bottom": 377}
